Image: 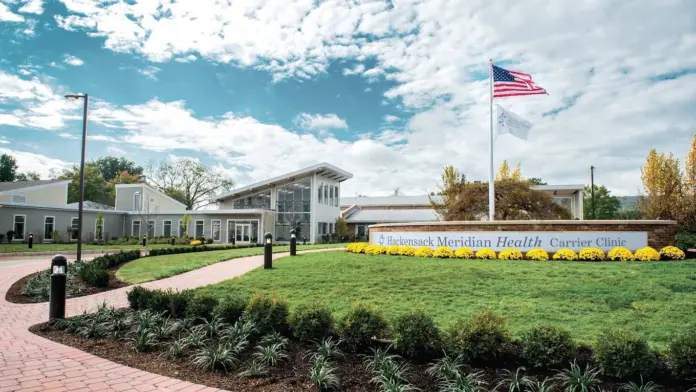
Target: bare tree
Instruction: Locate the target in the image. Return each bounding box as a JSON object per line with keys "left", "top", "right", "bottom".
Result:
{"left": 137, "top": 197, "right": 160, "bottom": 254}
{"left": 146, "top": 158, "right": 234, "bottom": 210}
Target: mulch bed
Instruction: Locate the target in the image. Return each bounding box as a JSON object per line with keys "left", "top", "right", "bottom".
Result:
{"left": 5, "top": 269, "right": 127, "bottom": 304}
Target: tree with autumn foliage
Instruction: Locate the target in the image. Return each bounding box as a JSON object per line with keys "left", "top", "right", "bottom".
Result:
{"left": 430, "top": 165, "right": 466, "bottom": 217}
{"left": 685, "top": 134, "right": 696, "bottom": 198}
{"left": 497, "top": 160, "right": 523, "bottom": 181}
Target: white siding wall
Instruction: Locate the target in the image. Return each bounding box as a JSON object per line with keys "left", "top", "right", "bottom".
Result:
{"left": 0, "top": 182, "right": 69, "bottom": 207}
{"left": 311, "top": 173, "right": 341, "bottom": 242}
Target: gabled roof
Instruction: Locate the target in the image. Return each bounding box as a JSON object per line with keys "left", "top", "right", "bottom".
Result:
{"left": 341, "top": 195, "right": 439, "bottom": 207}
{"left": 0, "top": 180, "right": 70, "bottom": 193}
{"left": 215, "top": 162, "right": 353, "bottom": 201}
{"left": 67, "top": 201, "right": 115, "bottom": 210}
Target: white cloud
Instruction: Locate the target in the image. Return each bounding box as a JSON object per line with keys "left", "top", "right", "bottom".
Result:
{"left": 343, "top": 64, "right": 365, "bottom": 76}
{"left": 106, "top": 145, "right": 127, "bottom": 155}
{"left": 88, "top": 134, "right": 119, "bottom": 142}
{"left": 0, "top": 148, "right": 71, "bottom": 178}
{"left": 0, "top": 137, "right": 9, "bottom": 144}
{"left": 0, "top": 3, "right": 24, "bottom": 22}
{"left": 294, "top": 113, "right": 348, "bottom": 131}
{"left": 383, "top": 115, "right": 399, "bottom": 123}
{"left": 138, "top": 65, "right": 160, "bottom": 80}
{"left": 63, "top": 54, "right": 84, "bottom": 66}
{"left": 174, "top": 54, "right": 197, "bottom": 63}
{"left": 58, "top": 133, "right": 78, "bottom": 139}
{"left": 19, "top": 0, "right": 43, "bottom": 15}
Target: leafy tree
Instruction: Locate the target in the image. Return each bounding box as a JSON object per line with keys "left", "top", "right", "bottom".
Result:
{"left": 638, "top": 148, "right": 683, "bottom": 220}
{"left": 527, "top": 178, "right": 547, "bottom": 185}
{"left": 496, "top": 160, "right": 511, "bottom": 181}
{"left": 685, "top": 133, "right": 696, "bottom": 197}
{"left": 442, "top": 179, "right": 572, "bottom": 220}
{"left": 146, "top": 157, "right": 234, "bottom": 209}
{"left": 180, "top": 214, "right": 192, "bottom": 237}
{"left": 59, "top": 163, "right": 112, "bottom": 204}
{"left": 430, "top": 165, "right": 466, "bottom": 217}
{"left": 109, "top": 171, "right": 142, "bottom": 186}
{"left": 94, "top": 156, "right": 143, "bottom": 182}
{"left": 511, "top": 163, "right": 522, "bottom": 181}
{"left": 335, "top": 217, "right": 350, "bottom": 241}
{"left": 15, "top": 171, "right": 41, "bottom": 181}
{"left": 583, "top": 185, "right": 621, "bottom": 219}
{"left": 0, "top": 154, "right": 18, "bottom": 182}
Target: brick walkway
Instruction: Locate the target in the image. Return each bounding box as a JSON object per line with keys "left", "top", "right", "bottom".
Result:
{"left": 0, "top": 250, "right": 335, "bottom": 392}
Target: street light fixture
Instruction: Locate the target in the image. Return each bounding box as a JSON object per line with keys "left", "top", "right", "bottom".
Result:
{"left": 65, "top": 93, "right": 89, "bottom": 262}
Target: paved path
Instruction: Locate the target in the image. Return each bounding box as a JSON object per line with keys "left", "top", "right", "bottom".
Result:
{"left": 0, "top": 250, "right": 336, "bottom": 392}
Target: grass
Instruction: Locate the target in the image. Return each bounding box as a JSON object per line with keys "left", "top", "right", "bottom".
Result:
{"left": 196, "top": 252, "right": 696, "bottom": 347}
{"left": 116, "top": 244, "right": 348, "bottom": 284}
{"left": 0, "top": 243, "right": 192, "bottom": 253}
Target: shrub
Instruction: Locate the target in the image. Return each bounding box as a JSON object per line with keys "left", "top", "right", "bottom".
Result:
{"left": 168, "top": 290, "right": 192, "bottom": 318}
{"left": 77, "top": 263, "right": 110, "bottom": 287}
{"left": 186, "top": 294, "right": 219, "bottom": 321}
{"left": 498, "top": 248, "right": 523, "bottom": 260}
{"left": 453, "top": 247, "right": 474, "bottom": 259}
{"left": 392, "top": 309, "right": 442, "bottom": 359}
{"left": 387, "top": 245, "right": 401, "bottom": 256}
{"left": 446, "top": 309, "right": 510, "bottom": 362}
{"left": 578, "top": 248, "right": 605, "bottom": 261}
{"left": 608, "top": 247, "right": 634, "bottom": 261}
{"left": 659, "top": 246, "right": 685, "bottom": 260}
{"left": 675, "top": 229, "right": 696, "bottom": 251}
{"left": 365, "top": 245, "right": 387, "bottom": 255}
{"left": 666, "top": 330, "right": 696, "bottom": 378}
{"left": 206, "top": 238, "right": 214, "bottom": 244}
{"left": 415, "top": 246, "right": 434, "bottom": 257}
{"left": 520, "top": 325, "right": 575, "bottom": 368}
{"left": 594, "top": 329, "right": 656, "bottom": 378}
{"left": 190, "top": 240, "right": 202, "bottom": 246}
{"left": 337, "top": 303, "right": 388, "bottom": 351}
{"left": 213, "top": 294, "right": 248, "bottom": 325}
{"left": 433, "top": 246, "right": 454, "bottom": 258}
{"left": 399, "top": 246, "right": 416, "bottom": 256}
{"left": 526, "top": 248, "right": 549, "bottom": 261}
{"left": 634, "top": 247, "right": 660, "bottom": 261}
{"left": 475, "top": 248, "right": 497, "bottom": 260}
{"left": 244, "top": 294, "right": 290, "bottom": 335}
{"left": 289, "top": 303, "right": 334, "bottom": 342}
{"left": 127, "top": 286, "right": 153, "bottom": 310}
{"left": 552, "top": 248, "right": 578, "bottom": 261}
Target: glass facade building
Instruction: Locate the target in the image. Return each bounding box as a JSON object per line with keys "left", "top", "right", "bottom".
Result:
{"left": 275, "top": 178, "right": 311, "bottom": 241}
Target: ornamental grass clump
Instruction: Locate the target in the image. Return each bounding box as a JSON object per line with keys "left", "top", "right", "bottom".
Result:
{"left": 387, "top": 245, "right": 401, "bottom": 256}
{"left": 578, "top": 248, "right": 605, "bottom": 261}
{"left": 634, "top": 247, "right": 660, "bottom": 261}
{"left": 608, "top": 246, "right": 634, "bottom": 261}
{"left": 453, "top": 247, "right": 474, "bottom": 259}
{"left": 659, "top": 246, "right": 685, "bottom": 260}
{"left": 415, "top": 246, "right": 434, "bottom": 258}
{"left": 526, "top": 248, "right": 549, "bottom": 261}
{"left": 552, "top": 248, "right": 578, "bottom": 261}
{"left": 399, "top": 246, "right": 416, "bottom": 256}
{"left": 433, "top": 246, "right": 454, "bottom": 258}
{"left": 498, "top": 248, "right": 523, "bottom": 260}
{"left": 475, "top": 248, "right": 497, "bottom": 260}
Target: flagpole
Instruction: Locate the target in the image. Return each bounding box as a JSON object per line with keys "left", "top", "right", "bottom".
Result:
{"left": 488, "top": 58, "right": 495, "bottom": 221}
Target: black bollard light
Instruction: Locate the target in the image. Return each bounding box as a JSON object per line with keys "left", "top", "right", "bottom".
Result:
{"left": 290, "top": 229, "right": 297, "bottom": 256}
{"left": 28, "top": 233, "right": 33, "bottom": 249}
{"left": 49, "top": 255, "right": 68, "bottom": 321}
{"left": 171, "top": 236, "right": 175, "bottom": 246}
{"left": 142, "top": 235, "right": 147, "bottom": 247}
{"left": 264, "top": 232, "right": 273, "bottom": 269}
{"left": 303, "top": 236, "right": 307, "bottom": 245}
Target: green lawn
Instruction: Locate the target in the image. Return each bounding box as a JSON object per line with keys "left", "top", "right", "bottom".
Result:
{"left": 116, "top": 244, "right": 347, "bottom": 284}
{"left": 196, "top": 252, "right": 696, "bottom": 347}
{"left": 0, "top": 243, "right": 192, "bottom": 253}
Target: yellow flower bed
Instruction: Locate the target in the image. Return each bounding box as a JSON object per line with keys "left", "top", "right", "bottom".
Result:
{"left": 607, "top": 246, "right": 634, "bottom": 261}
{"left": 498, "top": 248, "right": 523, "bottom": 260}
{"left": 526, "top": 248, "right": 549, "bottom": 261}
{"left": 365, "top": 245, "right": 387, "bottom": 255}
{"left": 387, "top": 245, "right": 401, "bottom": 255}
{"left": 578, "top": 248, "right": 605, "bottom": 261}
{"left": 399, "top": 246, "right": 416, "bottom": 256}
{"left": 552, "top": 248, "right": 578, "bottom": 261}
{"left": 453, "top": 247, "right": 474, "bottom": 259}
{"left": 190, "top": 240, "right": 202, "bottom": 246}
{"left": 634, "top": 247, "right": 660, "bottom": 261}
{"left": 660, "top": 246, "right": 685, "bottom": 260}
{"left": 433, "top": 246, "right": 454, "bottom": 258}
{"left": 414, "top": 246, "right": 433, "bottom": 258}
{"left": 475, "top": 248, "right": 496, "bottom": 260}
{"left": 345, "top": 243, "right": 368, "bottom": 253}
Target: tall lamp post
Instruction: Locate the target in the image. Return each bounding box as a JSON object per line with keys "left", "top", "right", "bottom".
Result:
{"left": 590, "top": 165, "right": 596, "bottom": 220}
{"left": 65, "top": 93, "right": 89, "bottom": 262}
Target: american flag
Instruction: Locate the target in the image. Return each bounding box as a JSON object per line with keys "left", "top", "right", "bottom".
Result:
{"left": 492, "top": 64, "right": 547, "bottom": 98}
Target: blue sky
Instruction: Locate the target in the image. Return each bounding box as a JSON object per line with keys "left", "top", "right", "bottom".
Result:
{"left": 1, "top": 0, "right": 695, "bottom": 197}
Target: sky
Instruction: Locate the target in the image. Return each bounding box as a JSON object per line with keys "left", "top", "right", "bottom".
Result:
{"left": 1, "top": 0, "right": 695, "bottom": 198}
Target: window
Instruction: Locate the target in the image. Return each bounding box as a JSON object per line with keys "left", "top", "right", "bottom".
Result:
{"left": 324, "top": 184, "right": 328, "bottom": 205}
{"left": 71, "top": 218, "right": 79, "bottom": 241}
{"left": 44, "top": 216, "right": 55, "bottom": 242}
{"left": 163, "top": 220, "right": 172, "bottom": 237}
{"left": 178, "top": 220, "right": 187, "bottom": 237}
{"left": 211, "top": 220, "right": 221, "bottom": 241}
{"left": 357, "top": 224, "right": 367, "bottom": 240}
{"left": 329, "top": 185, "right": 333, "bottom": 206}
{"left": 275, "top": 179, "right": 311, "bottom": 241}
{"left": 318, "top": 182, "right": 323, "bottom": 204}
{"left": 334, "top": 185, "right": 339, "bottom": 206}
{"left": 95, "top": 217, "right": 105, "bottom": 241}
{"left": 232, "top": 190, "right": 272, "bottom": 210}
{"left": 147, "top": 220, "right": 155, "bottom": 238}
{"left": 12, "top": 215, "right": 26, "bottom": 241}
{"left": 329, "top": 223, "right": 334, "bottom": 234}
{"left": 133, "top": 193, "right": 142, "bottom": 211}
{"left": 195, "top": 220, "right": 204, "bottom": 238}
{"left": 132, "top": 220, "right": 141, "bottom": 237}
